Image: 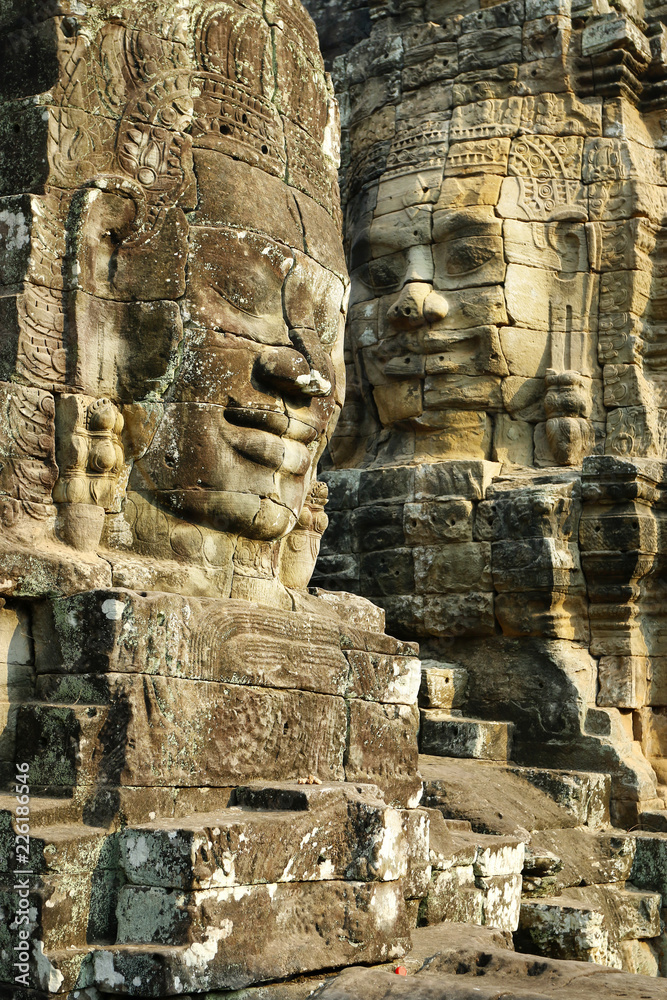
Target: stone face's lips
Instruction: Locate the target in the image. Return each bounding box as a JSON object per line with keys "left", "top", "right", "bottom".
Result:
{"left": 225, "top": 406, "right": 318, "bottom": 444}
{"left": 222, "top": 408, "right": 313, "bottom": 474}
{"left": 225, "top": 406, "right": 289, "bottom": 437}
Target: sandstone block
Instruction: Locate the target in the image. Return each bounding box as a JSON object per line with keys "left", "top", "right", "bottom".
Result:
{"left": 526, "top": 0, "right": 571, "bottom": 14}
{"left": 472, "top": 837, "right": 525, "bottom": 878}
{"left": 311, "top": 553, "right": 360, "bottom": 591}
{"left": 598, "top": 655, "right": 648, "bottom": 709}
{"left": 400, "top": 808, "right": 431, "bottom": 898}
{"left": 404, "top": 500, "right": 473, "bottom": 545}
{"left": 358, "top": 466, "right": 416, "bottom": 506}
{"left": 492, "top": 538, "right": 585, "bottom": 593}
{"left": 419, "top": 663, "right": 468, "bottom": 711}
{"left": 0, "top": 876, "right": 97, "bottom": 958}
{"left": 458, "top": 27, "right": 522, "bottom": 73}
{"left": 620, "top": 939, "right": 660, "bottom": 977}
{"left": 445, "top": 137, "right": 511, "bottom": 176}
{"left": 109, "top": 880, "right": 411, "bottom": 992}
{"left": 527, "top": 829, "right": 635, "bottom": 893}
{"left": 350, "top": 502, "right": 405, "bottom": 551}
{"left": 308, "top": 590, "right": 386, "bottom": 634}
{"left": 345, "top": 700, "right": 421, "bottom": 808}
{"left": 582, "top": 16, "right": 651, "bottom": 62}
{"left": 429, "top": 815, "right": 477, "bottom": 871}
{"left": 421, "top": 592, "right": 496, "bottom": 638}
{"left": 421, "top": 756, "right": 601, "bottom": 836}
{"left": 119, "top": 786, "right": 408, "bottom": 890}
{"left": 18, "top": 679, "right": 348, "bottom": 791}
{"left": 414, "top": 461, "right": 500, "bottom": 501}
{"left": 414, "top": 542, "right": 492, "bottom": 595}
{"left": 492, "top": 414, "right": 534, "bottom": 466}
{"left": 319, "top": 469, "right": 362, "bottom": 511}
{"left": 360, "top": 548, "right": 415, "bottom": 596}
{"left": 517, "top": 897, "right": 622, "bottom": 967}
{"left": 523, "top": 16, "right": 572, "bottom": 62}
{"left": 479, "top": 873, "right": 523, "bottom": 932}
{"left": 346, "top": 649, "right": 421, "bottom": 705}
{"left": 420, "top": 713, "right": 513, "bottom": 762}
{"left": 460, "top": 2, "right": 524, "bottom": 31}
{"left": 419, "top": 865, "right": 484, "bottom": 928}
{"left": 630, "top": 834, "right": 667, "bottom": 898}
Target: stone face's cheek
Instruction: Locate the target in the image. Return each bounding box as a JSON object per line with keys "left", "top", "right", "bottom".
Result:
{"left": 284, "top": 252, "right": 346, "bottom": 348}
{"left": 167, "top": 342, "right": 265, "bottom": 408}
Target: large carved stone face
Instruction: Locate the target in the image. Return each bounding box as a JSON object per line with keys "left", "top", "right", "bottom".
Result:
{"left": 4, "top": 0, "right": 348, "bottom": 579}
{"left": 129, "top": 160, "right": 346, "bottom": 540}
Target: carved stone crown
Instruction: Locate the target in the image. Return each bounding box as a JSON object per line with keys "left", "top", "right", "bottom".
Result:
{"left": 53, "top": 0, "right": 340, "bottom": 222}
{"left": 142, "top": 0, "right": 338, "bottom": 212}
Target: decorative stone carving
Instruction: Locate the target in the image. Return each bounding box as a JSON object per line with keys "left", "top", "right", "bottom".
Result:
{"left": 0, "top": 0, "right": 348, "bottom": 604}
{"left": 542, "top": 369, "right": 595, "bottom": 467}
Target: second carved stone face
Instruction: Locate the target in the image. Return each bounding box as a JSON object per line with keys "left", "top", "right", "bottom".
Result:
{"left": 348, "top": 166, "right": 512, "bottom": 464}
{"left": 333, "top": 6, "right": 667, "bottom": 470}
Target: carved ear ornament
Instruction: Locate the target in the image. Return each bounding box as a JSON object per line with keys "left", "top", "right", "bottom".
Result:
{"left": 66, "top": 176, "right": 149, "bottom": 274}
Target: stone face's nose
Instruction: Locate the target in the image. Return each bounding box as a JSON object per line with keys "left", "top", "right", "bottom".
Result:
{"left": 386, "top": 282, "right": 448, "bottom": 329}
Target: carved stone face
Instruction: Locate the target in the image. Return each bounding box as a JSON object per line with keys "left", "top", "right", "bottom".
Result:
{"left": 351, "top": 170, "right": 509, "bottom": 463}
{"left": 10, "top": 0, "right": 348, "bottom": 579}
{"left": 335, "top": 6, "right": 667, "bottom": 469}
{"left": 129, "top": 162, "right": 346, "bottom": 540}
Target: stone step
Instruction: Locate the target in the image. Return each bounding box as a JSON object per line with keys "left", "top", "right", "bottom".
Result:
{"left": 117, "top": 783, "right": 409, "bottom": 890}
{"left": 638, "top": 807, "right": 667, "bottom": 832}
{"left": 0, "top": 822, "right": 119, "bottom": 956}
{"left": 0, "top": 821, "right": 110, "bottom": 878}
{"left": 0, "top": 876, "right": 109, "bottom": 956}
{"left": 523, "top": 827, "right": 636, "bottom": 897}
{"left": 419, "top": 712, "right": 513, "bottom": 761}
{"left": 655, "top": 783, "right": 667, "bottom": 805}
{"left": 1, "top": 944, "right": 95, "bottom": 997}
{"left": 93, "top": 877, "right": 412, "bottom": 994}
{"left": 0, "top": 823, "right": 120, "bottom": 955}
{"left": 14, "top": 691, "right": 423, "bottom": 813}
{"left": 419, "top": 755, "right": 610, "bottom": 836}
{"left": 1, "top": 783, "right": 243, "bottom": 831}
{"left": 516, "top": 883, "right": 662, "bottom": 971}
{"left": 0, "top": 782, "right": 417, "bottom": 994}
{"left": 419, "top": 808, "right": 525, "bottom": 933}
{"left": 0, "top": 793, "right": 80, "bottom": 829}
{"left": 14, "top": 701, "right": 109, "bottom": 792}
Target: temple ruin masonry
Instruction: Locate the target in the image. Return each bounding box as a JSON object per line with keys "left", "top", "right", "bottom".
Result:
{"left": 3, "top": 0, "right": 667, "bottom": 996}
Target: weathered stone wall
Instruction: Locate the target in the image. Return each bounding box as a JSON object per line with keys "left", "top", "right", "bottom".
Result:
{"left": 310, "top": 0, "right": 667, "bottom": 829}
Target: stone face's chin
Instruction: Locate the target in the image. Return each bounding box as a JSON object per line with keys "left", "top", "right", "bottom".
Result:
{"left": 149, "top": 489, "right": 299, "bottom": 539}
